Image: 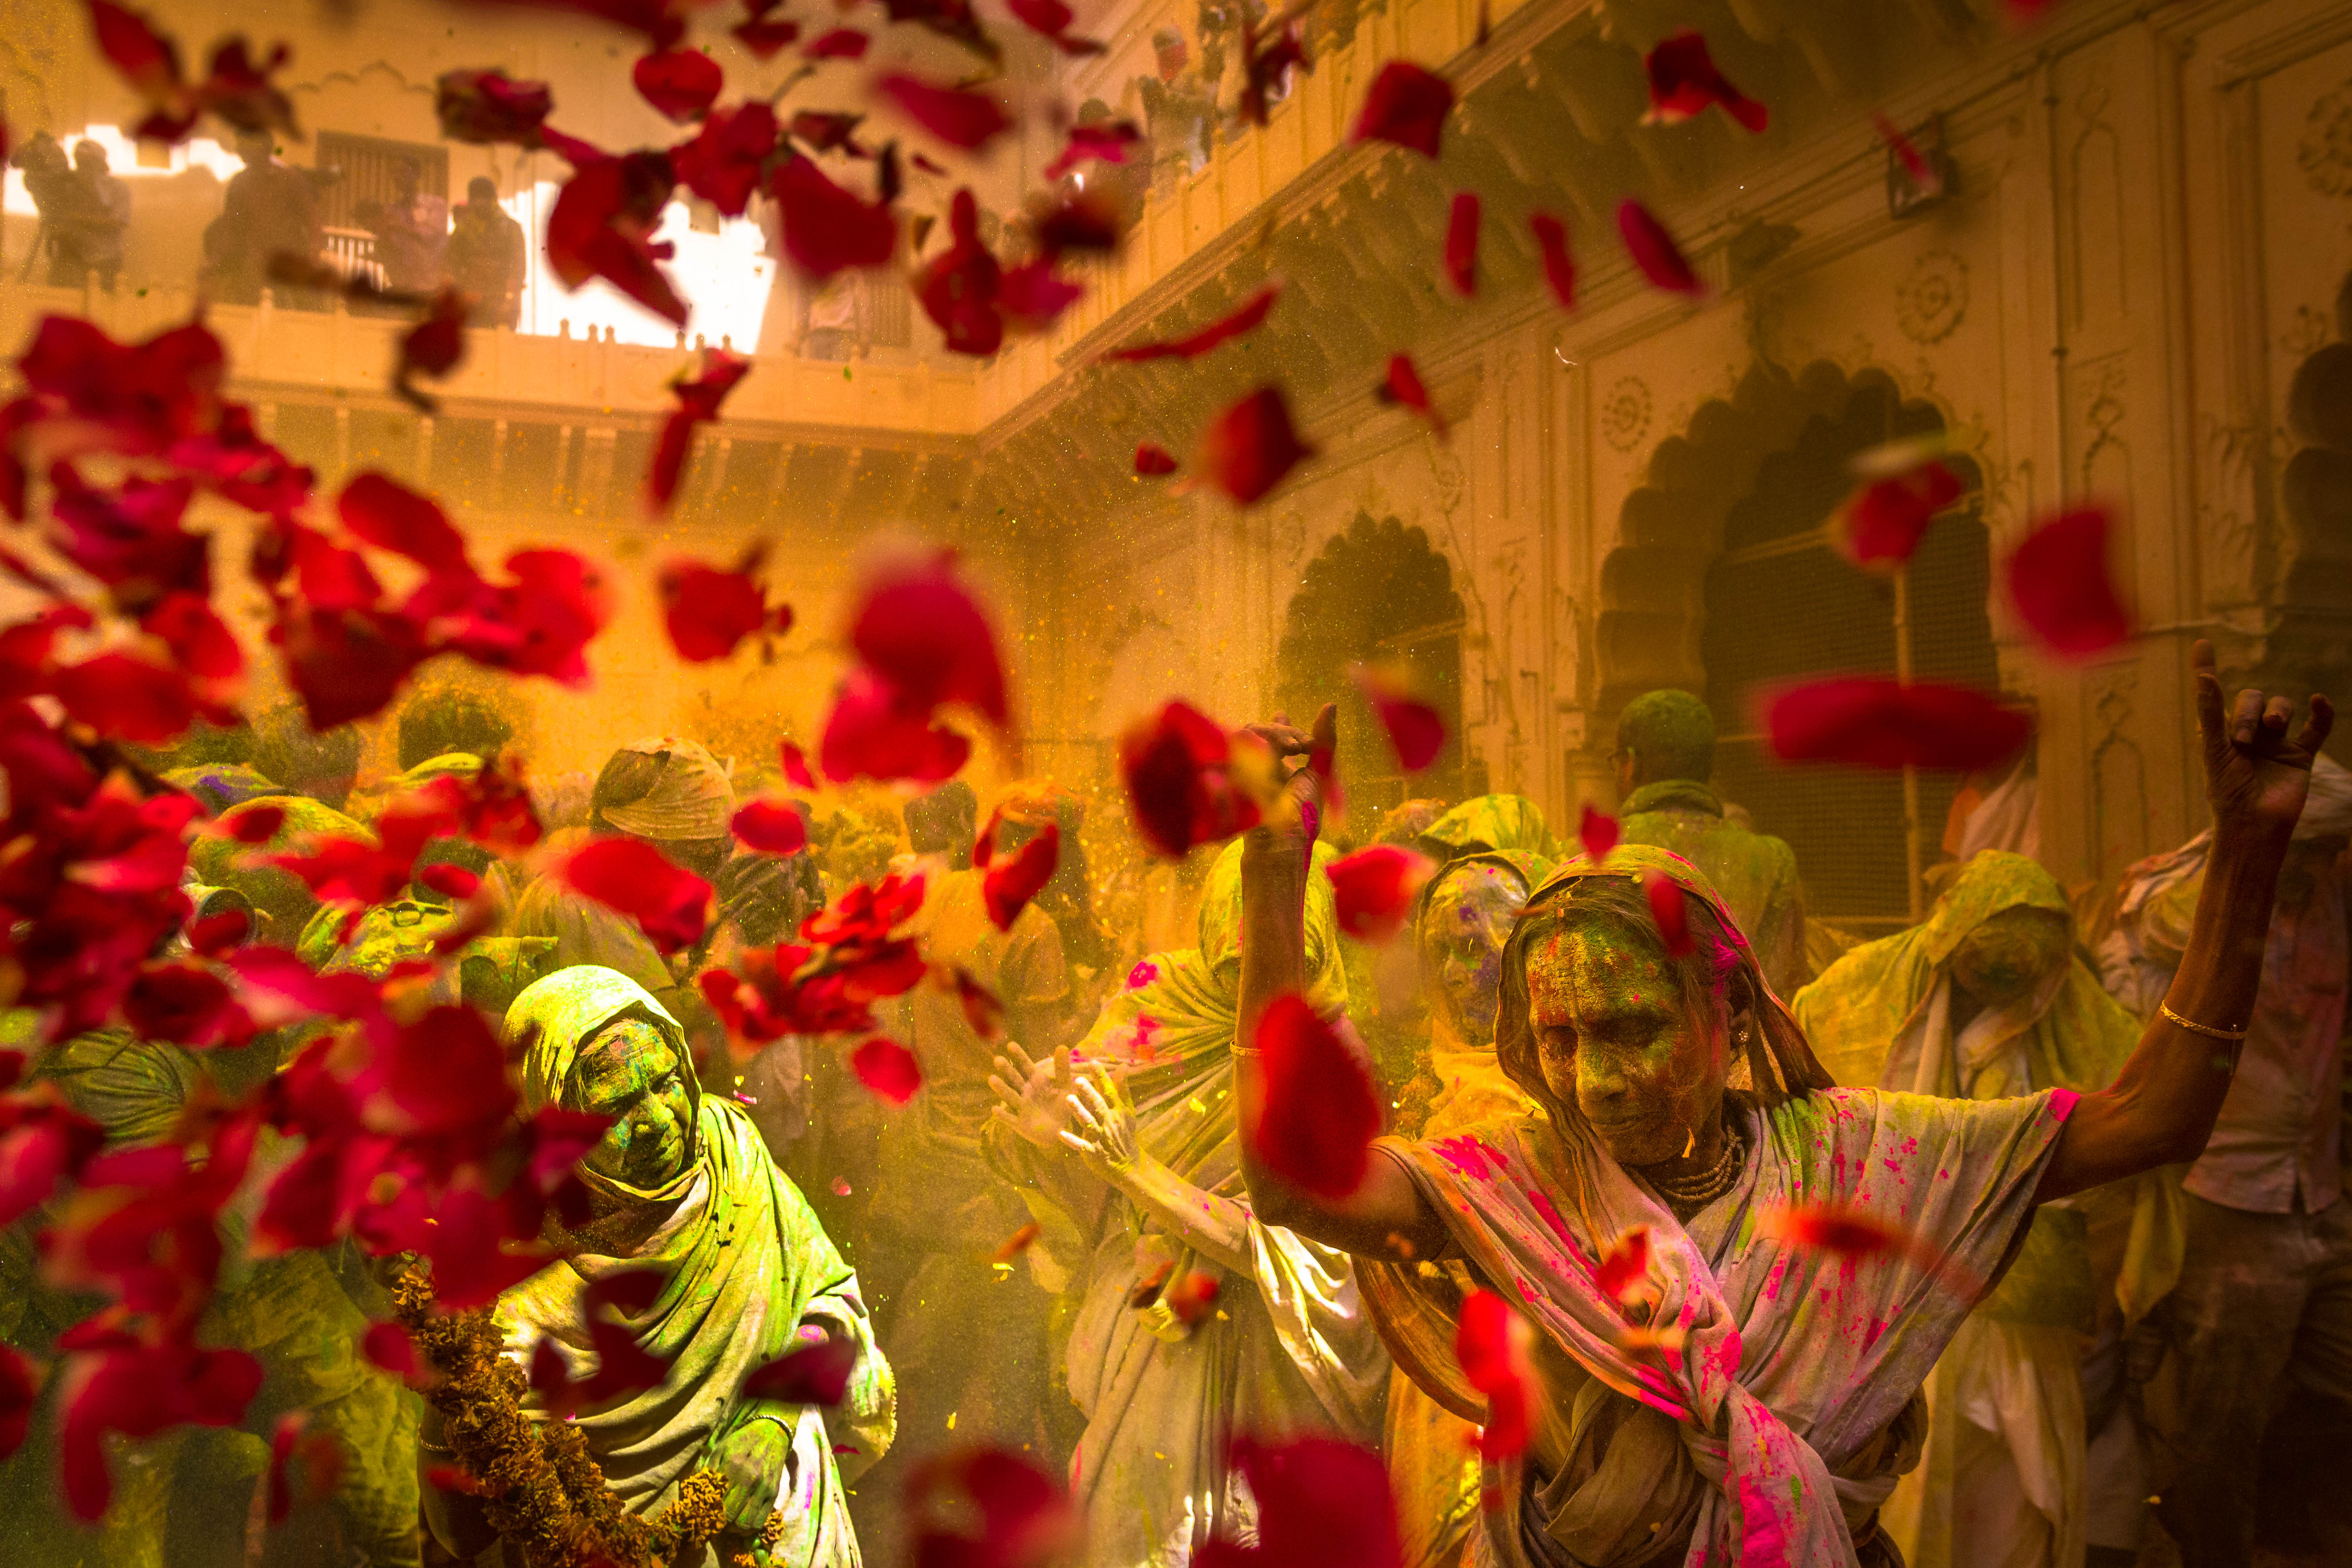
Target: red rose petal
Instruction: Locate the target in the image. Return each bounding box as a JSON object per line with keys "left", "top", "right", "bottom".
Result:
{"left": 732, "top": 797, "right": 810, "bottom": 855}
{"left": 1835, "top": 460, "right": 1964, "bottom": 570}
{"left": 804, "top": 26, "right": 868, "bottom": 58}
{"left": 981, "top": 822, "right": 1058, "bottom": 931}
{"left": 1767, "top": 676, "right": 2033, "bottom": 771}
{"left": 361, "top": 1322, "right": 418, "bottom": 1380}
{"left": 1872, "top": 111, "right": 1939, "bottom": 195}
{"left": 1119, "top": 700, "right": 1261, "bottom": 858}
{"left": 671, "top": 102, "right": 780, "bottom": 217}
{"left": 1642, "top": 870, "right": 1694, "bottom": 957}
{"left": 779, "top": 739, "right": 817, "bottom": 790}
{"left": 54, "top": 652, "right": 198, "bottom": 745}
{"left": 338, "top": 471, "right": 471, "bottom": 579}
{"left": 437, "top": 68, "right": 555, "bottom": 143}
{"left": 1212, "top": 1437, "right": 1403, "bottom": 1568}
{"left": 1349, "top": 60, "right": 1453, "bottom": 158}
{"left": 1248, "top": 994, "right": 1379, "bottom": 1198}
{"left": 947, "top": 965, "right": 1004, "bottom": 1040}
{"left": 2005, "top": 504, "right": 2132, "bottom": 659}
{"left": 772, "top": 154, "right": 897, "bottom": 279}
{"left": 1453, "top": 1290, "right": 1532, "bottom": 1461}
{"left": 818, "top": 669, "right": 972, "bottom": 784}
{"left": 0, "top": 1344, "right": 34, "bottom": 1460}
{"left": 1529, "top": 212, "right": 1576, "bottom": 310}
{"left": 742, "top": 1336, "right": 857, "bottom": 1404}
{"left": 416, "top": 862, "right": 480, "bottom": 901}
{"left": 1593, "top": 1226, "right": 1652, "bottom": 1306}
{"left": 850, "top": 551, "right": 1007, "bottom": 721}
{"left": 732, "top": 15, "right": 802, "bottom": 56}
{"left": 1376, "top": 353, "right": 1444, "bottom": 436}
{"left": 658, "top": 555, "right": 779, "bottom": 660}
{"left": 649, "top": 351, "right": 751, "bottom": 510}
{"left": 1107, "top": 283, "right": 1279, "bottom": 362}
{"left": 1578, "top": 803, "right": 1618, "bottom": 862}
{"left": 546, "top": 151, "right": 689, "bottom": 326}
{"left": 851, "top": 1036, "right": 922, "bottom": 1103}
{"left": 1350, "top": 665, "right": 1446, "bottom": 771}
{"left": 1135, "top": 443, "right": 1179, "bottom": 477}
{"left": 1006, "top": 0, "right": 1105, "bottom": 54}
{"left": 1328, "top": 844, "right": 1435, "bottom": 943}
{"left": 1444, "top": 192, "right": 1479, "bottom": 296}
{"left": 1617, "top": 199, "right": 1701, "bottom": 294}
{"left": 1641, "top": 29, "right": 1768, "bottom": 133}
{"left": 1196, "top": 386, "right": 1313, "bottom": 505}
{"left": 998, "top": 260, "right": 1083, "bottom": 332}
{"left": 878, "top": 73, "right": 1009, "bottom": 151}
{"left": 1044, "top": 120, "right": 1142, "bottom": 181}
{"left": 559, "top": 837, "right": 713, "bottom": 953}
{"left": 632, "top": 47, "right": 722, "bottom": 122}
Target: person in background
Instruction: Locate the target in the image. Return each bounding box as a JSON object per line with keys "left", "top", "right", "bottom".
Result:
{"left": 208, "top": 130, "right": 322, "bottom": 304}
{"left": 68, "top": 139, "right": 129, "bottom": 290}
{"left": 1794, "top": 850, "right": 2153, "bottom": 1568}
{"left": 370, "top": 157, "right": 447, "bottom": 294}
{"left": 1612, "top": 687, "right": 1808, "bottom": 997}
{"left": 2097, "top": 752, "right": 2352, "bottom": 1567}
{"left": 12, "top": 132, "right": 98, "bottom": 287}
{"left": 445, "top": 176, "right": 524, "bottom": 327}
{"left": 249, "top": 700, "right": 363, "bottom": 812}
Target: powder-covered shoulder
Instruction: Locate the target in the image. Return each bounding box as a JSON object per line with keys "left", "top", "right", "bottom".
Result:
{"left": 1762, "top": 1085, "right": 2074, "bottom": 1215}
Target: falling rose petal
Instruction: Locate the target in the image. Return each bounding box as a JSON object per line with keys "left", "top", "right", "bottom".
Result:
{"left": 772, "top": 154, "right": 897, "bottom": 279}
{"left": 1593, "top": 1226, "right": 1652, "bottom": 1307}
{"left": 1376, "top": 354, "right": 1445, "bottom": 437}
{"left": 1453, "top": 1290, "right": 1533, "bottom": 1461}
{"left": 779, "top": 739, "right": 818, "bottom": 790}
{"left": 393, "top": 289, "right": 470, "bottom": 412}
{"left": 1642, "top": 870, "right": 1694, "bottom": 957}
{"left": 804, "top": 26, "right": 868, "bottom": 58}
{"left": 123, "top": 961, "right": 254, "bottom": 1048}
{"left": 1044, "top": 120, "right": 1142, "bottom": 181}
{"left": 1118, "top": 700, "right": 1262, "bottom": 858}
{"left": 851, "top": 1037, "right": 922, "bottom": 1103}
{"left": 559, "top": 836, "right": 713, "bottom": 953}
{"left": 1133, "top": 443, "right": 1181, "bottom": 479}
{"left": 88, "top": 1, "right": 190, "bottom": 137}
{"left": 0, "top": 1344, "right": 33, "bottom": 1460}
{"left": 732, "top": 798, "right": 811, "bottom": 855}
{"left": 733, "top": 15, "right": 802, "bottom": 56}
{"left": 416, "top": 862, "right": 481, "bottom": 901}
{"left": 1007, "top": 0, "right": 1105, "bottom": 54}
{"left": 878, "top": 73, "right": 1009, "bottom": 152}
{"left": 426, "top": 1464, "right": 491, "bottom": 1495}
{"left": 436, "top": 68, "right": 555, "bottom": 142}
{"left": 1834, "top": 460, "right": 1964, "bottom": 570}
{"left": 1578, "top": 803, "right": 1618, "bottom": 862}
{"left": 659, "top": 556, "right": 783, "bottom": 661}
{"left": 632, "top": 47, "right": 722, "bottom": 122}
{"left": 1328, "top": 844, "right": 1436, "bottom": 942}
{"left": 1767, "top": 676, "right": 2033, "bottom": 771}
{"left": 1107, "top": 284, "right": 1279, "bottom": 362}
{"left": 1164, "top": 1270, "right": 1220, "bottom": 1326}
{"left": 1349, "top": 60, "right": 1453, "bottom": 158}
{"left": 186, "top": 908, "right": 252, "bottom": 956}
{"left": 981, "top": 822, "right": 1058, "bottom": 932}
{"left": 1641, "top": 29, "right": 1768, "bottom": 133}
{"left": 1351, "top": 664, "right": 1446, "bottom": 771}
{"left": 991, "top": 1222, "right": 1042, "bottom": 1264}
{"left": 1529, "top": 212, "right": 1576, "bottom": 310}
{"left": 918, "top": 187, "right": 1006, "bottom": 357}
{"left": 1196, "top": 386, "right": 1313, "bottom": 506}
{"left": 1750, "top": 1201, "right": 1980, "bottom": 1294}
{"left": 339, "top": 471, "right": 471, "bottom": 579}
{"left": 999, "top": 260, "right": 1083, "bottom": 333}
{"left": 1444, "top": 192, "right": 1479, "bottom": 296}
{"left": 818, "top": 669, "right": 973, "bottom": 784}
{"left": 1617, "top": 199, "right": 1702, "bottom": 294}
{"left": 850, "top": 551, "right": 1008, "bottom": 721}
{"left": 545, "top": 151, "right": 689, "bottom": 325}
{"left": 2005, "top": 504, "right": 2132, "bottom": 659}
{"left": 650, "top": 351, "right": 752, "bottom": 510}
{"left": 743, "top": 1336, "right": 857, "bottom": 1404}
{"left": 267, "top": 1412, "right": 346, "bottom": 1524}
{"left": 1249, "top": 994, "right": 1380, "bottom": 1198}
{"left": 1215, "top": 1437, "right": 1403, "bottom": 1568}
{"left": 361, "top": 1322, "right": 418, "bottom": 1380}
{"left": 54, "top": 652, "right": 199, "bottom": 745}
{"left": 1872, "top": 111, "right": 1939, "bottom": 193}
{"left": 908, "top": 1449, "right": 1080, "bottom": 1568}
{"left": 671, "top": 102, "right": 781, "bottom": 217}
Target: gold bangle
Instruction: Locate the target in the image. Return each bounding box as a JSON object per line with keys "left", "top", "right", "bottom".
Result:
{"left": 1229, "top": 1043, "right": 1263, "bottom": 1057}
{"left": 2159, "top": 1001, "right": 2248, "bottom": 1042}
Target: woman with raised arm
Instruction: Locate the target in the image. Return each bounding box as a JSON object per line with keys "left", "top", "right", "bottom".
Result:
{"left": 1231, "top": 644, "right": 2330, "bottom": 1568}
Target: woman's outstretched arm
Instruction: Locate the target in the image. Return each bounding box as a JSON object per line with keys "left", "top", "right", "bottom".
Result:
{"left": 2037, "top": 641, "right": 2334, "bottom": 1200}
{"left": 1230, "top": 707, "right": 1450, "bottom": 1262}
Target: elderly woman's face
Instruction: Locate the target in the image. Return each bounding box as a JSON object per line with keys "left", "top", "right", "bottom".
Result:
{"left": 1948, "top": 907, "right": 2071, "bottom": 1008}
{"left": 1528, "top": 921, "right": 1724, "bottom": 1167}
{"left": 1420, "top": 866, "right": 1526, "bottom": 1045}
{"left": 573, "top": 1018, "right": 695, "bottom": 1189}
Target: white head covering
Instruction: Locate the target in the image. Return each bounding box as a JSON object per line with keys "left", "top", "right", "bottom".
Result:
{"left": 2295, "top": 753, "right": 2352, "bottom": 842}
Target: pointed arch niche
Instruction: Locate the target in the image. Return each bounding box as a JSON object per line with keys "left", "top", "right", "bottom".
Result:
{"left": 1594, "top": 361, "right": 1999, "bottom": 926}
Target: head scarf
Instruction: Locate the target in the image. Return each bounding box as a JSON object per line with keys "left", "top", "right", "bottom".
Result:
{"left": 598, "top": 737, "right": 734, "bottom": 842}
{"left": 2296, "top": 752, "right": 2352, "bottom": 841}
{"left": 505, "top": 966, "right": 703, "bottom": 1208}
{"left": 1419, "top": 794, "right": 1559, "bottom": 862}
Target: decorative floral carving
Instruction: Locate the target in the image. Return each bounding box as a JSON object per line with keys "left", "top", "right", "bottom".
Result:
{"left": 1598, "top": 377, "right": 1652, "bottom": 453}
{"left": 2299, "top": 81, "right": 2352, "bottom": 198}
{"left": 1896, "top": 250, "right": 1969, "bottom": 345}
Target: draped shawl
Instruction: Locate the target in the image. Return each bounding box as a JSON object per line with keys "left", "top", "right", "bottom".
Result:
{"left": 497, "top": 968, "right": 892, "bottom": 1564}
{"left": 1361, "top": 847, "right": 2076, "bottom": 1568}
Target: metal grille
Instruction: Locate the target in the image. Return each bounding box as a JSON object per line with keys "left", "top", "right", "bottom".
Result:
{"left": 313, "top": 132, "right": 449, "bottom": 231}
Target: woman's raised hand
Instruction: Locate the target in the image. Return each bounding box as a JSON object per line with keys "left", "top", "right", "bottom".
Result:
{"left": 989, "top": 1041, "right": 1080, "bottom": 1152}
{"left": 1238, "top": 702, "right": 1338, "bottom": 842}
{"left": 1059, "top": 1069, "right": 1141, "bottom": 1176}
{"left": 2193, "top": 638, "right": 2335, "bottom": 842}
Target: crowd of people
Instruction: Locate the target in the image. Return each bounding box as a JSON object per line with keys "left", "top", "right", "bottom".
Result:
{"left": 10, "top": 130, "right": 528, "bottom": 324}
{"left": 0, "top": 647, "right": 2342, "bottom": 1568}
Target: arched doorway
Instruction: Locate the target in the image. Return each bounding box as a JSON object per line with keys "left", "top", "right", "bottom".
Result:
{"left": 1596, "top": 362, "right": 1998, "bottom": 928}
{"left": 1275, "top": 512, "right": 1470, "bottom": 812}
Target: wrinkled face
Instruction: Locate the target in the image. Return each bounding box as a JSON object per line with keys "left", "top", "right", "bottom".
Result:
{"left": 1419, "top": 865, "right": 1526, "bottom": 1046}
{"left": 1948, "top": 907, "right": 2071, "bottom": 1008}
{"left": 1528, "top": 919, "right": 1725, "bottom": 1167}
{"left": 572, "top": 1018, "right": 695, "bottom": 1189}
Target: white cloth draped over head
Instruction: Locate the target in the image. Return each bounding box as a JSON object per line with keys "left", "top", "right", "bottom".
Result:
{"left": 598, "top": 736, "right": 735, "bottom": 842}
{"left": 495, "top": 965, "right": 893, "bottom": 1565}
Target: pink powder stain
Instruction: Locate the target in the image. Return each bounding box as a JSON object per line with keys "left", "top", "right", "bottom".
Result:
{"left": 1435, "top": 1135, "right": 1494, "bottom": 1179}
{"left": 1862, "top": 1316, "right": 1888, "bottom": 1352}
{"left": 1732, "top": 1471, "right": 1796, "bottom": 1568}
{"left": 1125, "top": 959, "right": 1160, "bottom": 990}
{"left": 1760, "top": 1255, "right": 1791, "bottom": 1302}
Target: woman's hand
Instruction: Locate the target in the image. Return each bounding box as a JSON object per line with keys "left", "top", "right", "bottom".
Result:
{"left": 1239, "top": 703, "right": 1338, "bottom": 848}
{"left": 2195, "top": 638, "right": 2335, "bottom": 843}
{"left": 715, "top": 1417, "right": 790, "bottom": 1530}
{"left": 1059, "top": 1069, "right": 1141, "bottom": 1177}
{"left": 989, "top": 1041, "right": 1079, "bottom": 1152}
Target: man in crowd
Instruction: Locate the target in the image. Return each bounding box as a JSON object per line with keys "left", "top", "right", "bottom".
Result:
{"left": 370, "top": 157, "right": 448, "bottom": 294}
{"left": 1612, "top": 687, "right": 1808, "bottom": 996}
{"left": 207, "top": 130, "right": 323, "bottom": 304}
{"left": 446, "top": 176, "right": 525, "bottom": 326}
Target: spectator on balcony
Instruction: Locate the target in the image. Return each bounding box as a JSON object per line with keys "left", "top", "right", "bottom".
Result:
{"left": 446, "top": 176, "right": 525, "bottom": 327}
{"left": 10, "top": 132, "right": 101, "bottom": 287}
{"left": 371, "top": 157, "right": 449, "bottom": 295}
{"left": 68, "top": 140, "right": 130, "bottom": 290}
{"left": 206, "top": 130, "right": 323, "bottom": 305}
{"left": 1137, "top": 24, "right": 1214, "bottom": 177}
